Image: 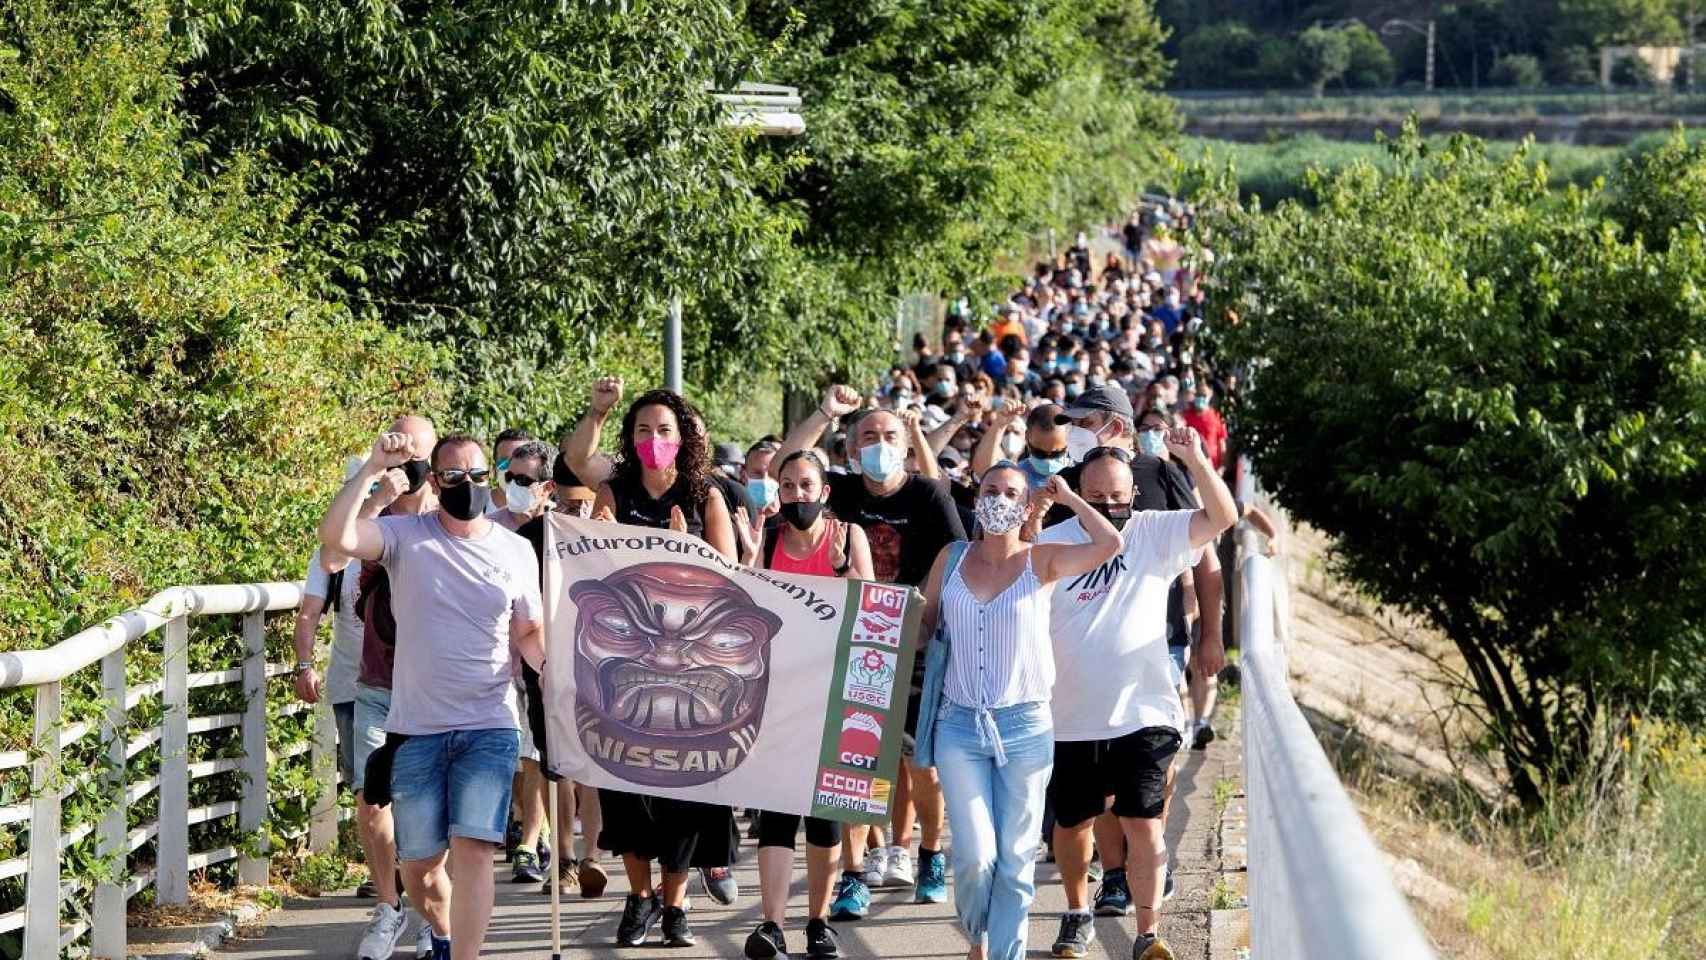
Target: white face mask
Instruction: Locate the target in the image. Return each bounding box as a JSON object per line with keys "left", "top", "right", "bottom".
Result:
{"left": 504, "top": 480, "right": 538, "bottom": 514}
{"left": 1066, "top": 422, "right": 1104, "bottom": 462}
{"left": 975, "top": 494, "right": 1029, "bottom": 535}
{"left": 1001, "top": 432, "right": 1024, "bottom": 460}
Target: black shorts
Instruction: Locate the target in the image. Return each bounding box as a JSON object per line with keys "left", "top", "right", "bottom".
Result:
{"left": 755, "top": 811, "right": 840, "bottom": 850}
{"left": 1046, "top": 727, "right": 1182, "bottom": 827}
{"left": 597, "top": 789, "right": 737, "bottom": 872}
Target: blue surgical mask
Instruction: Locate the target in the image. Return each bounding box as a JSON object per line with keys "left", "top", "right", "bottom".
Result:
{"left": 1138, "top": 430, "right": 1168, "bottom": 458}
{"left": 1065, "top": 384, "right": 1083, "bottom": 400}
{"left": 858, "top": 442, "right": 906, "bottom": 483}
{"left": 745, "top": 476, "right": 777, "bottom": 509}
{"left": 1023, "top": 454, "right": 1070, "bottom": 480}
{"left": 1193, "top": 395, "right": 1210, "bottom": 411}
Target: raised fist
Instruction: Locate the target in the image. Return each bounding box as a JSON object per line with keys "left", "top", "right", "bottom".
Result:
{"left": 591, "top": 376, "right": 625, "bottom": 414}
{"left": 821, "top": 385, "right": 862, "bottom": 418}
{"left": 370, "top": 432, "right": 415, "bottom": 470}
{"left": 1163, "top": 426, "right": 1204, "bottom": 464}
{"left": 371, "top": 468, "right": 410, "bottom": 507}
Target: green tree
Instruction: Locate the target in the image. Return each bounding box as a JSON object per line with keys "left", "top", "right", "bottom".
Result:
{"left": 1177, "top": 22, "right": 1262, "bottom": 87}
{"left": 1341, "top": 23, "right": 1396, "bottom": 89}
{"left": 1197, "top": 126, "right": 1706, "bottom": 805}
{"left": 1490, "top": 53, "right": 1546, "bottom": 87}
{"left": 183, "top": 0, "right": 801, "bottom": 432}
{"left": 1296, "top": 25, "right": 1351, "bottom": 97}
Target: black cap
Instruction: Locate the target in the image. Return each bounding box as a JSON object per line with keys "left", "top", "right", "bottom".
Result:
{"left": 712, "top": 442, "right": 743, "bottom": 467}
{"left": 552, "top": 453, "right": 585, "bottom": 489}
{"left": 1056, "top": 384, "right": 1134, "bottom": 424}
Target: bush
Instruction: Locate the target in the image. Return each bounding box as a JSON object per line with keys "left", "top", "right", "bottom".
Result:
{"left": 1544, "top": 45, "right": 1599, "bottom": 86}
{"left": 1612, "top": 54, "right": 1659, "bottom": 88}
{"left": 1490, "top": 53, "right": 1544, "bottom": 88}
{"left": 1195, "top": 124, "right": 1706, "bottom": 805}
{"left": 1296, "top": 25, "right": 1351, "bottom": 98}
{"left": 1178, "top": 22, "right": 1263, "bottom": 89}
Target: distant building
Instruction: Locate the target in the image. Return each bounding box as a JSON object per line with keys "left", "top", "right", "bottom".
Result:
{"left": 1598, "top": 45, "right": 1704, "bottom": 88}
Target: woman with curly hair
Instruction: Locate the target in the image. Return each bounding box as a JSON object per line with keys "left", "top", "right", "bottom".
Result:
{"left": 559, "top": 376, "right": 739, "bottom": 948}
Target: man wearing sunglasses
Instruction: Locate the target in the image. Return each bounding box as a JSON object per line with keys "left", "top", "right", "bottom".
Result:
{"left": 319, "top": 430, "right": 546, "bottom": 960}
{"left": 492, "top": 440, "right": 555, "bottom": 533}
{"left": 488, "top": 428, "right": 535, "bottom": 516}
{"left": 1035, "top": 428, "right": 1237, "bottom": 960}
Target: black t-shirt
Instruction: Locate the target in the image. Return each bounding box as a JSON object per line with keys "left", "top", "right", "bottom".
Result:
{"left": 827, "top": 472, "right": 967, "bottom": 587}
{"left": 708, "top": 472, "right": 749, "bottom": 519}
{"left": 609, "top": 472, "right": 706, "bottom": 537}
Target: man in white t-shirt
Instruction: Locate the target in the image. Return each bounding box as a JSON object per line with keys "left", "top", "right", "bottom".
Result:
{"left": 1035, "top": 430, "right": 1236, "bottom": 960}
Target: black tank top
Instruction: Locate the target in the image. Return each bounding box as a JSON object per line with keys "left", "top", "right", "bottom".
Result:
{"left": 609, "top": 472, "right": 705, "bottom": 538}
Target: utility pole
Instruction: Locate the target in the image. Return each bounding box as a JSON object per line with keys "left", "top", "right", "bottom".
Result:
{"left": 1383, "top": 18, "right": 1437, "bottom": 91}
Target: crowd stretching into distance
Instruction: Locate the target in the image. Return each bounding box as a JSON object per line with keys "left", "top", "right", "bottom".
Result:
{"left": 291, "top": 202, "right": 1281, "bottom": 960}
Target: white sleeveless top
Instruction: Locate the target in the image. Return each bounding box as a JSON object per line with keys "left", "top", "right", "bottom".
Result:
{"left": 941, "top": 551, "right": 1054, "bottom": 708}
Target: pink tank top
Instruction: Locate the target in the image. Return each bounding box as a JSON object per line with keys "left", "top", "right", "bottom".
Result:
{"left": 767, "top": 522, "right": 838, "bottom": 577}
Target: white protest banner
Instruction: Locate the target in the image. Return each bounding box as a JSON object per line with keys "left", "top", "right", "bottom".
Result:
{"left": 540, "top": 513, "right": 921, "bottom": 824}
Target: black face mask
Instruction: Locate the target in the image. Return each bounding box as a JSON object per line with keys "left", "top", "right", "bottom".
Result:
{"left": 1090, "top": 500, "right": 1133, "bottom": 531}
{"left": 439, "top": 480, "right": 491, "bottom": 521}
{"left": 401, "top": 458, "right": 431, "bottom": 494}
{"left": 780, "top": 500, "right": 826, "bottom": 531}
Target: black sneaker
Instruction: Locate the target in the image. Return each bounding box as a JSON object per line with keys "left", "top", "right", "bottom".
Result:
{"left": 1132, "top": 932, "right": 1175, "bottom": 960}
{"left": 804, "top": 918, "right": 839, "bottom": 958}
{"left": 1051, "top": 912, "right": 1096, "bottom": 958}
{"left": 743, "top": 920, "right": 787, "bottom": 959}
{"left": 616, "top": 893, "right": 662, "bottom": 947}
{"left": 660, "top": 905, "right": 695, "bottom": 947}
{"left": 1192, "top": 723, "right": 1216, "bottom": 750}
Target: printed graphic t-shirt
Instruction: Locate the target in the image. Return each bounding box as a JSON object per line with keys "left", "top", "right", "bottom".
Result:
{"left": 377, "top": 512, "right": 543, "bottom": 735}
{"left": 1037, "top": 509, "right": 1198, "bottom": 741}
{"left": 826, "top": 473, "right": 966, "bottom": 587}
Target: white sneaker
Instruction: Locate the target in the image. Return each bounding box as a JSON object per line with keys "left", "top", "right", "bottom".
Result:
{"left": 356, "top": 901, "right": 407, "bottom": 960}
{"left": 882, "top": 846, "right": 914, "bottom": 887}
{"left": 859, "top": 846, "right": 889, "bottom": 888}
{"left": 413, "top": 919, "right": 433, "bottom": 959}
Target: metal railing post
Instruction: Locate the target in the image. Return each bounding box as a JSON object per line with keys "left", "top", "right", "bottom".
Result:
{"left": 308, "top": 701, "right": 338, "bottom": 852}
{"left": 157, "top": 615, "right": 190, "bottom": 904}
{"left": 93, "top": 649, "right": 127, "bottom": 958}
{"left": 238, "top": 611, "right": 269, "bottom": 885}
{"left": 25, "top": 681, "right": 62, "bottom": 960}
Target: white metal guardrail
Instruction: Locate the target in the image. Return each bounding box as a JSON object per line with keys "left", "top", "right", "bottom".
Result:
{"left": 0, "top": 582, "right": 339, "bottom": 960}
{"left": 1235, "top": 461, "right": 1436, "bottom": 958}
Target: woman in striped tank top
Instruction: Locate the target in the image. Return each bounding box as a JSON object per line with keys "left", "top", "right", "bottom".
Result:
{"left": 916, "top": 465, "right": 1123, "bottom": 960}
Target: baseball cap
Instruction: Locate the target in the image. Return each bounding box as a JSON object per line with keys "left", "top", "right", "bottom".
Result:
{"left": 1055, "top": 384, "right": 1134, "bottom": 424}
{"left": 713, "top": 442, "right": 743, "bottom": 468}
{"left": 937, "top": 446, "right": 966, "bottom": 468}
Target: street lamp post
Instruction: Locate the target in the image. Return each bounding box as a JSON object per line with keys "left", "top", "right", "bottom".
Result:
{"left": 663, "top": 83, "right": 805, "bottom": 395}
{"left": 1383, "top": 18, "right": 1436, "bottom": 91}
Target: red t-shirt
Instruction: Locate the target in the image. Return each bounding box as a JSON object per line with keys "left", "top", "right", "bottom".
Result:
{"left": 1180, "top": 407, "right": 1229, "bottom": 470}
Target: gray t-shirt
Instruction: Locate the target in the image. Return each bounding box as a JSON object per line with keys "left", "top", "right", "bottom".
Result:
{"left": 377, "top": 512, "right": 543, "bottom": 735}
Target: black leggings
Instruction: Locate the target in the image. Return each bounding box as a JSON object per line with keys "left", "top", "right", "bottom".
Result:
{"left": 755, "top": 811, "right": 840, "bottom": 851}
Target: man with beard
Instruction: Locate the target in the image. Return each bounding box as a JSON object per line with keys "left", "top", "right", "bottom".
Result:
{"left": 319, "top": 431, "right": 545, "bottom": 960}
{"left": 774, "top": 385, "right": 966, "bottom": 917}
{"left": 1035, "top": 435, "right": 1235, "bottom": 960}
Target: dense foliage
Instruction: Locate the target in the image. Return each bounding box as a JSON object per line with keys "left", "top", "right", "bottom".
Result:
{"left": 1160, "top": 0, "right": 1706, "bottom": 91}
{"left": 1199, "top": 126, "right": 1706, "bottom": 804}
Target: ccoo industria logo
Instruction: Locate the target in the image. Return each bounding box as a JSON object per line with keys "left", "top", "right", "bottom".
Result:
{"left": 571, "top": 563, "right": 782, "bottom": 787}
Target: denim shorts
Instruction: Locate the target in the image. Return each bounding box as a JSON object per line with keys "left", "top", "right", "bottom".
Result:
{"left": 352, "top": 684, "right": 392, "bottom": 793}
{"left": 390, "top": 728, "right": 521, "bottom": 862}
{"left": 332, "top": 701, "right": 356, "bottom": 790}
{"left": 1168, "top": 644, "right": 1189, "bottom": 680}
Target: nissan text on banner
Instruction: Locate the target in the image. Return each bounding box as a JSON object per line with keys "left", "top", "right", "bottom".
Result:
{"left": 540, "top": 514, "right": 922, "bottom": 824}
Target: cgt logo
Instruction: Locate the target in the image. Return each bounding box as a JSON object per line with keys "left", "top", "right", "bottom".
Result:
{"left": 837, "top": 707, "right": 883, "bottom": 770}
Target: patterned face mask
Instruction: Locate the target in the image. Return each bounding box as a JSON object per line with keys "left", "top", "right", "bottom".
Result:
{"left": 974, "top": 494, "right": 1029, "bottom": 535}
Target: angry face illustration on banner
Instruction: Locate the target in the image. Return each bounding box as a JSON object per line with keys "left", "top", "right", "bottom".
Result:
{"left": 569, "top": 563, "right": 783, "bottom": 786}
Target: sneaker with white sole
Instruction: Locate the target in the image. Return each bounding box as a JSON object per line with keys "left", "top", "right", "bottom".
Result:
{"left": 881, "top": 846, "right": 914, "bottom": 887}
{"left": 858, "top": 846, "right": 888, "bottom": 888}
{"left": 356, "top": 900, "right": 407, "bottom": 960}
{"left": 699, "top": 866, "right": 739, "bottom": 905}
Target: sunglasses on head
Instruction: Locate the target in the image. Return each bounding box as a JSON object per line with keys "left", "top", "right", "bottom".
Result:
{"left": 434, "top": 467, "right": 490, "bottom": 486}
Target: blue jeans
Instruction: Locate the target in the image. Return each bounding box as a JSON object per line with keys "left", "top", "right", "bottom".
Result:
{"left": 390, "top": 728, "right": 520, "bottom": 862}
{"left": 933, "top": 701, "right": 1054, "bottom": 960}
{"left": 351, "top": 684, "right": 392, "bottom": 793}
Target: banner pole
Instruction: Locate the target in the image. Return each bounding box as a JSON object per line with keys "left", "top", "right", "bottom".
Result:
{"left": 549, "top": 778, "right": 562, "bottom": 960}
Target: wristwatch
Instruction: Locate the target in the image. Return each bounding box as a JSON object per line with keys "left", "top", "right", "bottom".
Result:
{"left": 293, "top": 660, "right": 316, "bottom": 675}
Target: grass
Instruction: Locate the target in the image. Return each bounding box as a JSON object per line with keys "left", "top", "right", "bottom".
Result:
{"left": 1209, "top": 875, "right": 1244, "bottom": 911}
{"left": 1172, "top": 88, "right": 1706, "bottom": 120}
{"left": 1332, "top": 718, "right": 1706, "bottom": 959}
{"left": 1213, "top": 776, "right": 1239, "bottom": 816}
